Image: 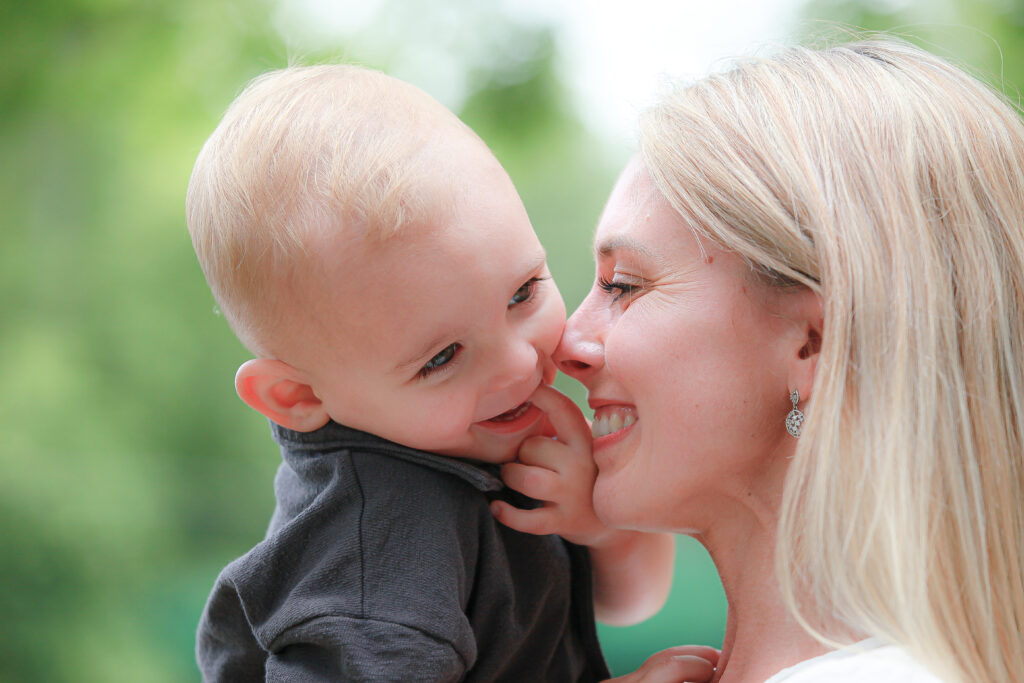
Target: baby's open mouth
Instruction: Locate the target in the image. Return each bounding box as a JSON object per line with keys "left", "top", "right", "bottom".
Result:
{"left": 486, "top": 402, "right": 532, "bottom": 423}
{"left": 474, "top": 401, "right": 543, "bottom": 435}
{"left": 591, "top": 406, "right": 637, "bottom": 438}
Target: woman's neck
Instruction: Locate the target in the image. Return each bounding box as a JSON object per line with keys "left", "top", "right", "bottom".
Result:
{"left": 698, "top": 500, "right": 829, "bottom": 683}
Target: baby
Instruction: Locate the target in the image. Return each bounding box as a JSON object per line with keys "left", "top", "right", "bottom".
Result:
{"left": 186, "top": 64, "right": 674, "bottom": 681}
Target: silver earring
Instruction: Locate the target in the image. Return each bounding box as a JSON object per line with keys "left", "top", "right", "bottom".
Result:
{"left": 786, "top": 389, "right": 804, "bottom": 438}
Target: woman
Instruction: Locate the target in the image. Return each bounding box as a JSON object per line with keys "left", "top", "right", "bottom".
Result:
{"left": 564, "top": 41, "right": 1024, "bottom": 682}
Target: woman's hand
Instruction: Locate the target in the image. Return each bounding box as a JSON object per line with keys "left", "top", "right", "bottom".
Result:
{"left": 605, "top": 646, "right": 719, "bottom": 683}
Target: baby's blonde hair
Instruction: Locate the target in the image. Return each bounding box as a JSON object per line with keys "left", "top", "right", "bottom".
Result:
{"left": 186, "top": 64, "right": 469, "bottom": 355}
{"left": 641, "top": 40, "right": 1024, "bottom": 682}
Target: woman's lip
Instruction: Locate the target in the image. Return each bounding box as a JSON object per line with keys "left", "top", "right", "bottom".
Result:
{"left": 473, "top": 402, "right": 543, "bottom": 435}
{"left": 587, "top": 396, "right": 629, "bottom": 409}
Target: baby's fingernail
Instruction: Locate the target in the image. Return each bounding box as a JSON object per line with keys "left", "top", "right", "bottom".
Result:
{"left": 489, "top": 502, "right": 502, "bottom": 516}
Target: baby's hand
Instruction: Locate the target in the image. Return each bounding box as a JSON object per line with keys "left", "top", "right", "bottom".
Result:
{"left": 491, "top": 384, "right": 611, "bottom": 547}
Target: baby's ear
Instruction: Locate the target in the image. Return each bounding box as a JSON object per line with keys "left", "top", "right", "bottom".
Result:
{"left": 234, "top": 359, "right": 330, "bottom": 432}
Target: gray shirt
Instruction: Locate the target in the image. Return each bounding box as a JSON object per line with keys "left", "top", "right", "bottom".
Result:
{"left": 196, "top": 420, "right": 610, "bottom": 682}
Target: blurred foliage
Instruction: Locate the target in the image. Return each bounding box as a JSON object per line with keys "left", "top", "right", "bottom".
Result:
{"left": 5, "top": 0, "right": 1023, "bottom": 679}
{"left": 0, "top": 0, "right": 708, "bottom": 679}
{"left": 798, "top": 0, "right": 1024, "bottom": 96}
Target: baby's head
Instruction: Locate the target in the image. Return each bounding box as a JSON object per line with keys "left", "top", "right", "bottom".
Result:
{"left": 187, "top": 65, "right": 565, "bottom": 462}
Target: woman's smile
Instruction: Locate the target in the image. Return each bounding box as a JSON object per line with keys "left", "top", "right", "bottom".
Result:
{"left": 589, "top": 404, "right": 639, "bottom": 459}
{"left": 591, "top": 405, "right": 637, "bottom": 439}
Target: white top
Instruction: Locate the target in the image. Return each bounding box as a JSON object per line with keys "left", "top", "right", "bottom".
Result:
{"left": 763, "top": 639, "right": 945, "bottom": 682}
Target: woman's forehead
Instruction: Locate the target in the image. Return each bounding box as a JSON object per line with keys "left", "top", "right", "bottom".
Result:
{"left": 594, "top": 162, "right": 661, "bottom": 240}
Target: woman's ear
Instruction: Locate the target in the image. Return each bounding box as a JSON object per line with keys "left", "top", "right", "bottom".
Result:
{"left": 787, "top": 290, "right": 824, "bottom": 404}
{"left": 234, "top": 359, "right": 330, "bottom": 432}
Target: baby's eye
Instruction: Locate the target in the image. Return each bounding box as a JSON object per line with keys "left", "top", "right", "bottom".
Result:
{"left": 509, "top": 277, "right": 542, "bottom": 307}
{"left": 419, "top": 343, "right": 461, "bottom": 378}
{"left": 597, "top": 276, "right": 641, "bottom": 304}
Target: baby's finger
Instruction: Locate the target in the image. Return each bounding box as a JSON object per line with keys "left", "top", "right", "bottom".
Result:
{"left": 500, "top": 462, "right": 560, "bottom": 501}
{"left": 489, "top": 500, "right": 558, "bottom": 536}
{"left": 516, "top": 434, "right": 572, "bottom": 471}
{"left": 528, "top": 384, "right": 591, "bottom": 451}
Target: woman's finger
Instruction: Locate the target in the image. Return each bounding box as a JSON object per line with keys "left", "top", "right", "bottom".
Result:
{"left": 649, "top": 646, "right": 719, "bottom": 665}
{"left": 605, "top": 646, "right": 719, "bottom": 683}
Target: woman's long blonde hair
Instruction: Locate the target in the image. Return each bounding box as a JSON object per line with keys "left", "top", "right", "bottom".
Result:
{"left": 640, "top": 39, "right": 1024, "bottom": 682}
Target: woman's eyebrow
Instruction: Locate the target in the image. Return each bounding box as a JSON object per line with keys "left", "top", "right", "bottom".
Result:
{"left": 596, "top": 236, "right": 658, "bottom": 262}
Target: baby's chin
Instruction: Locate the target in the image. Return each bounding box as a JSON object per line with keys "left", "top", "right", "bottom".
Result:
{"left": 441, "top": 414, "right": 554, "bottom": 464}
{"left": 467, "top": 436, "right": 535, "bottom": 465}
{"left": 493, "top": 415, "right": 557, "bottom": 461}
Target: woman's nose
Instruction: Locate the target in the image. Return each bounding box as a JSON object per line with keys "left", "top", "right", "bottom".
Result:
{"left": 554, "top": 304, "right": 605, "bottom": 382}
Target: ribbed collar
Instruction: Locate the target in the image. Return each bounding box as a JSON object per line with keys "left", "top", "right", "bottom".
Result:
{"left": 270, "top": 420, "right": 504, "bottom": 493}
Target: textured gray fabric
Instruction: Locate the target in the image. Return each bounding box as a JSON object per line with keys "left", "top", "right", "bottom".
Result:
{"left": 196, "top": 420, "right": 609, "bottom": 682}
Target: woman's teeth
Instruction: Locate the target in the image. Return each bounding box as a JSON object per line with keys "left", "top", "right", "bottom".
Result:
{"left": 591, "top": 408, "right": 637, "bottom": 438}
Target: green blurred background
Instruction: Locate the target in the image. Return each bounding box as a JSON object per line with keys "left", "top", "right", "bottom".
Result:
{"left": 3, "top": 0, "right": 1023, "bottom": 680}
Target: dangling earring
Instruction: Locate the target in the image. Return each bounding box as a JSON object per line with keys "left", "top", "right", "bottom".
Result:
{"left": 786, "top": 389, "right": 804, "bottom": 438}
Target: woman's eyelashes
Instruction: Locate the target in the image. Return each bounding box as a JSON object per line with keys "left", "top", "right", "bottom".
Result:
{"left": 509, "top": 277, "right": 547, "bottom": 307}
{"left": 597, "top": 275, "right": 643, "bottom": 304}
{"left": 418, "top": 342, "right": 462, "bottom": 379}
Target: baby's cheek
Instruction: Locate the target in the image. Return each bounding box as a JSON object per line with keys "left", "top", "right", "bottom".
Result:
{"left": 431, "top": 403, "right": 480, "bottom": 440}
{"left": 542, "top": 357, "right": 558, "bottom": 385}
{"left": 419, "top": 416, "right": 464, "bottom": 444}
{"left": 538, "top": 297, "right": 568, "bottom": 350}
{"left": 400, "top": 418, "right": 472, "bottom": 455}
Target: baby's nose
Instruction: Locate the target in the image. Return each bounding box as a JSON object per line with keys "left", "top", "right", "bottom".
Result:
{"left": 487, "top": 340, "right": 539, "bottom": 392}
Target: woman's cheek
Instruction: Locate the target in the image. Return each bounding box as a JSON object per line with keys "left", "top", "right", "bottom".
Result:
{"left": 603, "top": 325, "right": 642, "bottom": 385}
{"left": 592, "top": 473, "right": 624, "bottom": 526}
{"left": 592, "top": 458, "right": 643, "bottom": 528}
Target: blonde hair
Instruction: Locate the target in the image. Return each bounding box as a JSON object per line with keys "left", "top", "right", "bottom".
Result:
{"left": 640, "top": 40, "right": 1024, "bottom": 682}
{"left": 186, "top": 64, "right": 469, "bottom": 355}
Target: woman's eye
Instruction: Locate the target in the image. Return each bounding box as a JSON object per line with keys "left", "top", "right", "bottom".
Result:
{"left": 509, "top": 278, "right": 541, "bottom": 307}
{"left": 419, "top": 343, "right": 461, "bottom": 378}
{"left": 598, "top": 276, "right": 641, "bottom": 303}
